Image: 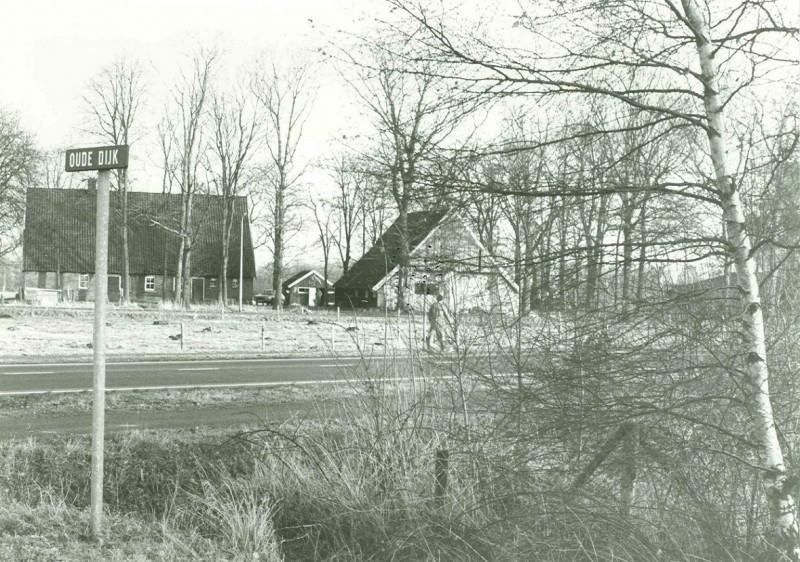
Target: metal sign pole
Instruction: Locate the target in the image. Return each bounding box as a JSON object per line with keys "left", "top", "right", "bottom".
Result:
{"left": 239, "top": 214, "right": 244, "bottom": 312}
{"left": 90, "top": 169, "right": 110, "bottom": 540}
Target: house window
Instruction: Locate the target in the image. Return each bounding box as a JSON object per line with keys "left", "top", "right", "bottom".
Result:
{"left": 78, "top": 274, "right": 89, "bottom": 290}
{"left": 415, "top": 282, "right": 440, "bottom": 296}
{"left": 232, "top": 279, "right": 238, "bottom": 289}
{"left": 144, "top": 276, "right": 155, "bottom": 292}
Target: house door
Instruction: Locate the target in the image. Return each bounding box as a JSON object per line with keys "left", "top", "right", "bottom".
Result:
{"left": 298, "top": 287, "right": 310, "bottom": 306}
{"left": 107, "top": 275, "right": 121, "bottom": 303}
{"left": 191, "top": 278, "right": 205, "bottom": 303}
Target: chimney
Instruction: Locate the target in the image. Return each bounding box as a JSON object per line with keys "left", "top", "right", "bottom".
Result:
{"left": 87, "top": 178, "right": 97, "bottom": 192}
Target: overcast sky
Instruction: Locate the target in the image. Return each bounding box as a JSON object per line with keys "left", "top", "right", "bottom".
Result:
{"left": 0, "top": 0, "right": 386, "bottom": 269}
{"left": 0, "top": 0, "right": 369, "bottom": 151}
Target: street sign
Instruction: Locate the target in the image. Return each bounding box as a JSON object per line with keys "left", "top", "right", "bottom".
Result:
{"left": 65, "top": 145, "right": 129, "bottom": 172}
{"left": 63, "top": 142, "right": 130, "bottom": 539}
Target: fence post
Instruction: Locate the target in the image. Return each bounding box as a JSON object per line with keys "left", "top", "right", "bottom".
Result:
{"left": 261, "top": 323, "right": 265, "bottom": 352}
{"left": 434, "top": 448, "right": 449, "bottom": 505}
{"left": 180, "top": 322, "right": 184, "bottom": 351}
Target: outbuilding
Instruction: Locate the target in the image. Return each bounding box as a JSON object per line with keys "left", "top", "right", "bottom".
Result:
{"left": 333, "top": 209, "right": 517, "bottom": 313}
{"left": 282, "top": 269, "right": 332, "bottom": 307}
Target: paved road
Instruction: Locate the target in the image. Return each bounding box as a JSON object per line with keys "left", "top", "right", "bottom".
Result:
{"left": 0, "top": 356, "right": 408, "bottom": 439}
{"left": 0, "top": 354, "right": 481, "bottom": 439}
{"left": 0, "top": 356, "right": 383, "bottom": 395}
{"left": 0, "top": 354, "right": 476, "bottom": 395}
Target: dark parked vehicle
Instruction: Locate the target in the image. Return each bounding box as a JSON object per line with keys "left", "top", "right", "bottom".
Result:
{"left": 254, "top": 293, "right": 274, "bottom": 306}
{"left": 254, "top": 292, "right": 284, "bottom": 306}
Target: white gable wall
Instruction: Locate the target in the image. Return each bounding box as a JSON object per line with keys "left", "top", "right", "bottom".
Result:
{"left": 374, "top": 214, "right": 517, "bottom": 313}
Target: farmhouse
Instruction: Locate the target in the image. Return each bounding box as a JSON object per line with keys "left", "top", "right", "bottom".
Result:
{"left": 282, "top": 269, "right": 332, "bottom": 308}
{"left": 22, "top": 187, "right": 256, "bottom": 304}
{"left": 333, "top": 209, "right": 517, "bottom": 312}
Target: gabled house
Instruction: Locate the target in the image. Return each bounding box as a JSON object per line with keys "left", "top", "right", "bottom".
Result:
{"left": 22, "top": 187, "right": 256, "bottom": 304}
{"left": 282, "top": 269, "right": 332, "bottom": 307}
{"left": 333, "top": 209, "right": 517, "bottom": 312}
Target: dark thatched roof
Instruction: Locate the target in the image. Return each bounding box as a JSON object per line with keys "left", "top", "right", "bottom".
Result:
{"left": 23, "top": 188, "right": 256, "bottom": 278}
{"left": 334, "top": 209, "right": 449, "bottom": 290}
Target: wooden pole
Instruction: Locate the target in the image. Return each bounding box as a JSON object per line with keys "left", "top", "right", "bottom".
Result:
{"left": 90, "top": 169, "right": 110, "bottom": 540}
{"left": 180, "top": 322, "right": 184, "bottom": 351}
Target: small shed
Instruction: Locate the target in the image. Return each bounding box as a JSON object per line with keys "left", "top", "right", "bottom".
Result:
{"left": 282, "top": 270, "right": 332, "bottom": 307}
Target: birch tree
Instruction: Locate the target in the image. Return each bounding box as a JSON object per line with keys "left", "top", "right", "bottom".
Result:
{"left": 390, "top": 0, "right": 799, "bottom": 556}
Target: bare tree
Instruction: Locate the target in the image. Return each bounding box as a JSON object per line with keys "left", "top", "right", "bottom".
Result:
{"left": 161, "top": 48, "right": 217, "bottom": 307}
{"left": 0, "top": 109, "right": 38, "bottom": 258}
{"left": 82, "top": 57, "right": 146, "bottom": 302}
{"left": 326, "top": 154, "right": 367, "bottom": 275}
{"left": 346, "top": 38, "right": 477, "bottom": 309}
{"left": 208, "top": 84, "right": 261, "bottom": 305}
{"left": 40, "top": 149, "right": 82, "bottom": 190}
{"left": 252, "top": 59, "right": 314, "bottom": 310}
{"left": 306, "top": 193, "right": 334, "bottom": 302}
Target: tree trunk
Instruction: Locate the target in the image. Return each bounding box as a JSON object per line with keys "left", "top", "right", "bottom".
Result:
{"left": 525, "top": 230, "right": 536, "bottom": 311}
{"left": 558, "top": 208, "right": 568, "bottom": 307}
{"left": 621, "top": 206, "right": 635, "bottom": 313}
{"left": 183, "top": 245, "right": 192, "bottom": 308}
{"left": 396, "top": 205, "right": 409, "bottom": 311}
{"left": 619, "top": 422, "right": 637, "bottom": 518}
{"left": 636, "top": 199, "right": 648, "bottom": 302}
{"left": 272, "top": 181, "right": 285, "bottom": 311}
{"left": 682, "top": 0, "right": 800, "bottom": 556}
{"left": 163, "top": 241, "right": 169, "bottom": 303}
{"left": 220, "top": 199, "right": 230, "bottom": 306}
{"left": 589, "top": 195, "right": 607, "bottom": 310}
{"left": 174, "top": 236, "right": 185, "bottom": 306}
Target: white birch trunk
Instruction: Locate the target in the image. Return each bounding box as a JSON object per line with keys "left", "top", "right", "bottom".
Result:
{"left": 680, "top": 0, "right": 800, "bottom": 556}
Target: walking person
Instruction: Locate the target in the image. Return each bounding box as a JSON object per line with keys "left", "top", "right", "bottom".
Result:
{"left": 425, "top": 294, "right": 447, "bottom": 352}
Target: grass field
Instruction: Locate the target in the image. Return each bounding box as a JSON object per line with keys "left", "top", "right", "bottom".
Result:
{"left": 0, "top": 301, "right": 538, "bottom": 363}
{"left": 0, "top": 303, "right": 429, "bottom": 361}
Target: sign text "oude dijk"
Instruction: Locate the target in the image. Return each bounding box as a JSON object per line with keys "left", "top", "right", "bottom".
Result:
{"left": 65, "top": 145, "right": 129, "bottom": 172}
